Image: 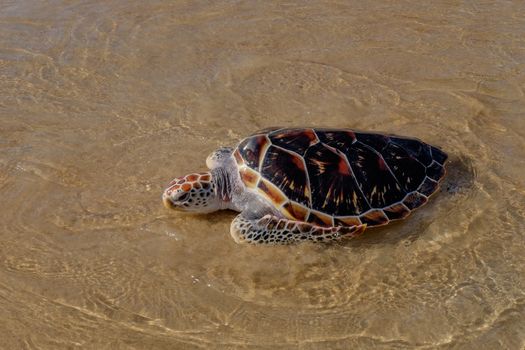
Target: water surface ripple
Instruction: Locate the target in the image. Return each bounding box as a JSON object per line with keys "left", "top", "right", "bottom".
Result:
{"left": 0, "top": 1, "right": 524, "bottom": 349}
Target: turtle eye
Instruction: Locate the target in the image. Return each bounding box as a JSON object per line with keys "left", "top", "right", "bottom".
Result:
{"left": 177, "top": 192, "right": 190, "bottom": 202}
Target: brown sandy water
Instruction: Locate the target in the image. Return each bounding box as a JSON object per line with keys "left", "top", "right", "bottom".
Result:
{"left": 1, "top": 1, "right": 524, "bottom": 349}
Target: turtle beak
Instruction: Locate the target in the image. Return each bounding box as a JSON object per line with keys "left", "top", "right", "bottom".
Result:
{"left": 162, "top": 181, "right": 180, "bottom": 210}
{"left": 162, "top": 189, "right": 188, "bottom": 211}
{"left": 162, "top": 193, "right": 176, "bottom": 210}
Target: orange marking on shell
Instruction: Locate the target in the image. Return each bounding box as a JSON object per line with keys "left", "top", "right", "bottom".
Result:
{"left": 377, "top": 157, "right": 387, "bottom": 171}
{"left": 257, "top": 179, "right": 287, "bottom": 205}
{"left": 256, "top": 136, "right": 271, "bottom": 167}
{"left": 181, "top": 183, "right": 191, "bottom": 192}
{"left": 282, "top": 201, "right": 309, "bottom": 221}
{"left": 337, "top": 157, "right": 352, "bottom": 175}
{"left": 186, "top": 174, "right": 199, "bottom": 182}
{"left": 192, "top": 182, "right": 201, "bottom": 189}
{"left": 304, "top": 128, "right": 319, "bottom": 143}
{"left": 350, "top": 224, "right": 367, "bottom": 237}
{"left": 239, "top": 167, "right": 260, "bottom": 188}
{"left": 308, "top": 210, "right": 334, "bottom": 227}
{"left": 334, "top": 216, "right": 362, "bottom": 227}
{"left": 359, "top": 209, "right": 389, "bottom": 227}
{"left": 291, "top": 156, "right": 306, "bottom": 171}
{"left": 233, "top": 149, "right": 244, "bottom": 166}
{"left": 255, "top": 134, "right": 270, "bottom": 148}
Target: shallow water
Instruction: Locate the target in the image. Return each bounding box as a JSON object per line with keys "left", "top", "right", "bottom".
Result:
{"left": 1, "top": 1, "right": 524, "bottom": 349}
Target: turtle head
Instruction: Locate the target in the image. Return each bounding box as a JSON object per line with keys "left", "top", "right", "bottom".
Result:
{"left": 162, "top": 172, "right": 220, "bottom": 213}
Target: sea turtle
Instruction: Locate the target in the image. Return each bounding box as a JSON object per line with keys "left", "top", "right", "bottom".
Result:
{"left": 162, "top": 128, "right": 447, "bottom": 245}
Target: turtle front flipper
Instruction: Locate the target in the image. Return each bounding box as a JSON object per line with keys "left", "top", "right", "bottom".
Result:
{"left": 230, "top": 213, "right": 367, "bottom": 245}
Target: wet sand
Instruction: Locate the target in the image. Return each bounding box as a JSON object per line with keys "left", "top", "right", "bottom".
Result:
{"left": 0, "top": 1, "right": 524, "bottom": 349}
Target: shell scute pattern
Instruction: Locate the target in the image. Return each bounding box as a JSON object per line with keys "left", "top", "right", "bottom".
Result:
{"left": 334, "top": 216, "right": 362, "bottom": 226}
{"left": 383, "top": 203, "right": 411, "bottom": 220}
{"left": 305, "top": 142, "right": 368, "bottom": 215}
{"left": 355, "top": 132, "right": 390, "bottom": 152}
{"left": 426, "top": 161, "right": 446, "bottom": 182}
{"left": 360, "top": 209, "right": 390, "bottom": 226}
{"left": 344, "top": 140, "right": 405, "bottom": 208}
{"left": 430, "top": 146, "right": 448, "bottom": 165}
{"left": 390, "top": 137, "right": 433, "bottom": 166}
{"left": 307, "top": 210, "right": 334, "bottom": 226}
{"left": 269, "top": 128, "right": 319, "bottom": 156}
{"left": 237, "top": 135, "right": 269, "bottom": 170}
{"left": 380, "top": 142, "right": 426, "bottom": 192}
{"left": 257, "top": 178, "right": 287, "bottom": 205}
{"left": 417, "top": 177, "right": 439, "bottom": 197}
{"left": 316, "top": 129, "right": 357, "bottom": 150}
{"left": 235, "top": 128, "right": 447, "bottom": 228}
{"left": 282, "top": 201, "right": 309, "bottom": 221}
{"left": 260, "top": 145, "right": 311, "bottom": 206}
{"left": 403, "top": 192, "right": 428, "bottom": 210}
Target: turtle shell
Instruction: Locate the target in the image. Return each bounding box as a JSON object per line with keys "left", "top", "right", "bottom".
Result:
{"left": 233, "top": 128, "right": 448, "bottom": 228}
